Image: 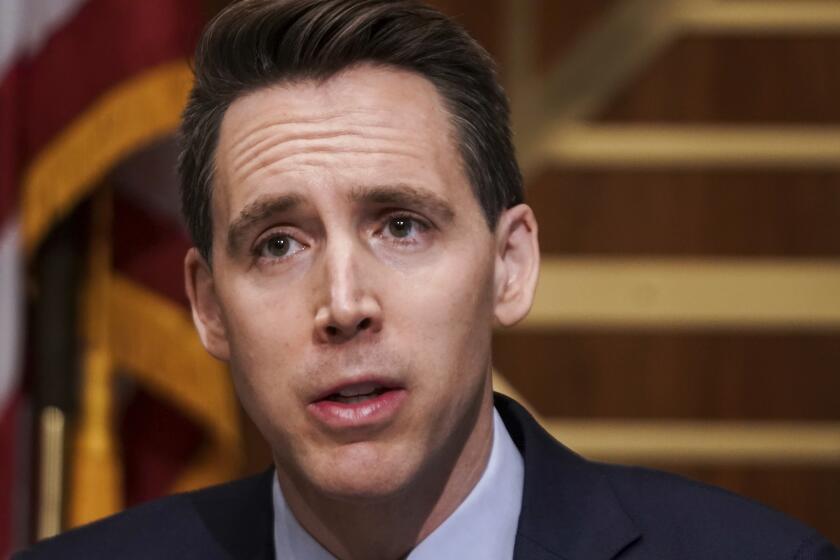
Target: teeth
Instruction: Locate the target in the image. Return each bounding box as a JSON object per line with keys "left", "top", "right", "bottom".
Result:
{"left": 338, "top": 383, "right": 380, "bottom": 398}
{"left": 335, "top": 395, "right": 371, "bottom": 404}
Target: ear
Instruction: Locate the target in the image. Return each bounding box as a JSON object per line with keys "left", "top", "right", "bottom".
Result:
{"left": 184, "top": 247, "right": 231, "bottom": 361}
{"left": 493, "top": 204, "right": 540, "bottom": 327}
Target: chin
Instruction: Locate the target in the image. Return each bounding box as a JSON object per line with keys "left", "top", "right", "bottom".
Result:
{"left": 310, "top": 441, "right": 420, "bottom": 502}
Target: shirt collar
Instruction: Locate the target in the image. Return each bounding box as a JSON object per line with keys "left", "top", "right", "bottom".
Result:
{"left": 273, "top": 407, "right": 525, "bottom": 559}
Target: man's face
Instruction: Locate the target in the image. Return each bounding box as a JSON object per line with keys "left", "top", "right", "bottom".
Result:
{"left": 189, "top": 65, "right": 514, "bottom": 500}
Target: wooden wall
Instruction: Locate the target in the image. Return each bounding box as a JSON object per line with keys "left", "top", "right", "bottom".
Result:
{"left": 431, "top": 0, "right": 840, "bottom": 542}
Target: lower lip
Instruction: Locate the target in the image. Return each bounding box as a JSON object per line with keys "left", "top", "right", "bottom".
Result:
{"left": 308, "top": 389, "right": 407, "bottom": 430}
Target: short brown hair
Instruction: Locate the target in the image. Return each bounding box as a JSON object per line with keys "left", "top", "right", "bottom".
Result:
{"left": 179, "top": 0, "right": 523, "bottom": 260}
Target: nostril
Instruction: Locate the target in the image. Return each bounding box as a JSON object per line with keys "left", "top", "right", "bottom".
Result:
{"left": 326, "top": 325, "right": 339, "bottom": 337}
{"left": 357, "top": 318, "right": 371, "bottom": 330}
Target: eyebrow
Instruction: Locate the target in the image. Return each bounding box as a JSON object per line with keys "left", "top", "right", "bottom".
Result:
{"left": 225, "top": 184, "right": 456, "bottom": 254}
{"left": 351, "top": 184, "right": 455, "bottom": 224}
{"left": 227, "top": 194, "right": 305, "bottom": 254}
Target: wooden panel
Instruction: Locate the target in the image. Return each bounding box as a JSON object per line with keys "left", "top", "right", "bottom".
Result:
{"left": 536, "top": 0, "right": 619, "bottom": 71}
{"left": 527, "top": 258, "right": 840, "bottom": 329}
{"left": 652, "top": 465, "right": 840, "bottom": 545}
{"left": 427, "top": 0, "right": 505, "bottom": 62}
{"left": 599, "top": 36, "right": 840, "bottom": 123}
{"left": 493, "top": 331, "right": 840, "bottom": 420}
{"left": 538, "top": 125, "right": 840, "bottom": 169}
{"left": 542, "top": 419, "right": 840, "bottom": 465}
{"left": 528, "top": 168, "right": 840, "bottom": 256}
{"left": 682, "top": 2, "right": 840, "bottom": 35}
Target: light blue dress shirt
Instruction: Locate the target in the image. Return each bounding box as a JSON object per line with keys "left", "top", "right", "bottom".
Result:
{"left": 273, "top": 408, "right": 525, "bottom": 559}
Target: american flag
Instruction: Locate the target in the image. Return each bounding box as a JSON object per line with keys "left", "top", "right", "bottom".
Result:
{"left": 0, "top": 0, "right": 238, "bottom": 554}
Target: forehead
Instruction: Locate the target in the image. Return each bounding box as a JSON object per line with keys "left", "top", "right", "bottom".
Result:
{"left": 219, "top": 64, "right": 455, "bottom": 148}
{"left": 213, "top": 65, "right": 467, "bottom": 215}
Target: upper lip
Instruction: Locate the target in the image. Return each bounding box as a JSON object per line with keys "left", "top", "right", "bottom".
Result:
{"left": 309, "top": 376, "right": 404, "bottom": 403}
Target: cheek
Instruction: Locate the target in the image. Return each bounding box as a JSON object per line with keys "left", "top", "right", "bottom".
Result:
{"left": 220, "top": 290, "right": 316, "bottom": 455}
{"left": 218, "top": 278, "right": 312, "bottom": 393}
{"left": 390, "top": 251, "right": 496, "bottom": 368}
{"left": 221, "top": 267, "right": 311, "bottom": 337}
{"left": 410, "top": 250, "right": 495, "bottom": 321}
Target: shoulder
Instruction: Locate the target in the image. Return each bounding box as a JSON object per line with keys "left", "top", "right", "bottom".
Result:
{"left": 596, "top": 462, "right": 839, "bottom": 559}
{"left": 495, "top": 393, "right": 839, "bottom": 559}
{"left": 14, "top": 471, "right": 274, "bottom": 560}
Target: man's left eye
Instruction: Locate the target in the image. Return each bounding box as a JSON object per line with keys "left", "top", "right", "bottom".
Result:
{"left": 387, "top": 216, "right": 415, "bottom": 239}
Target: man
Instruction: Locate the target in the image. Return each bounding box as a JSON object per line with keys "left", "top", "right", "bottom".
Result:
{"left": 18, "top": 1, "right": 840, "bottom": 558}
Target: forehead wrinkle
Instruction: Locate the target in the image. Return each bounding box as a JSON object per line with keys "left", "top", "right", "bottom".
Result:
{"left": 232, "top": 129, "right": 354, "bottom": 179}
{"left": 226, "top": 110, "right": 346, "bottom": 157}
{"left": 225, "top": 105, "right": 395, "bottom": 166}
{"left": 227, "top": 117, "right": 331, "bottom": 170}
{"left": 233, "top": 135, "right": 425, "bottom": 187}
{"left": 231, "top": 124, "right": 406, "bottom": 179}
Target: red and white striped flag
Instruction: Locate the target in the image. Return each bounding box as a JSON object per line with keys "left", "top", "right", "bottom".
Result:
{"left": 1, "top": 3, "right": 90, "bottom": 552}
{"left": 1, "top": 0, "right": 226, "bottom": 552}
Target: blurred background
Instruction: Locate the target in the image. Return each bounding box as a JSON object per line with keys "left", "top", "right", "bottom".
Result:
{"left": 1, "top": 0, "right": 839, "bottom": 555}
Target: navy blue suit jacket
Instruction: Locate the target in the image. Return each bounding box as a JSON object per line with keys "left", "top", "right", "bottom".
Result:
{"left": 17, "top": 394, "right": 840, "bottom": 559}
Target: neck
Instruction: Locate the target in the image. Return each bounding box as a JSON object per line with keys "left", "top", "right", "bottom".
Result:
{"left": 276, "top": 382, "right": 495, "bottom": 560}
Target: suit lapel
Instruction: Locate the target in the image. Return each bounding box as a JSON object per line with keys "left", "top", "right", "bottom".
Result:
{"left": 495, "top": 394, "right": 641, "bottom": 560}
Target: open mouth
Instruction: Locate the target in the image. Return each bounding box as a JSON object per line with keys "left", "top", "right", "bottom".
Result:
{"left": 308, "top": 379, "right": 407, "bottom": 428}
{"left": 318, "top": 382, "right": 396, "bottom": 405}
{"left": 325, "top": 385, "right": 392, "bottom": 404}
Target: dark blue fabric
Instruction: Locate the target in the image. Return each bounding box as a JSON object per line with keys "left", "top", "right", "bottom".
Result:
{"left": 494, "top": 394, "right": 840, "bottom": 560}
{"left": 14, "top": 467, "right": 275, "bottom": 559}
{"left": 16, "top": 394, "right": 839, "bottom": 559}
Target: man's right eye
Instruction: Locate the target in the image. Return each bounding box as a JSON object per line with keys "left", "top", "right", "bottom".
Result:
{"left": 256, "top": 234, "right": 304, "bottom": 260}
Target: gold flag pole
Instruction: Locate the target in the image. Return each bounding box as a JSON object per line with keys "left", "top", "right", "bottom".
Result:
{"left": 36, "top": 406, "right": 65, "bottom": 540}
{"left": 67, "top": 185, "right": 123, "bottom": 528}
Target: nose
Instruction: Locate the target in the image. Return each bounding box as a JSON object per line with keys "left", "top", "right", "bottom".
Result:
{"left": 313, "top": 240, "right": 382, "bottom": 344}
